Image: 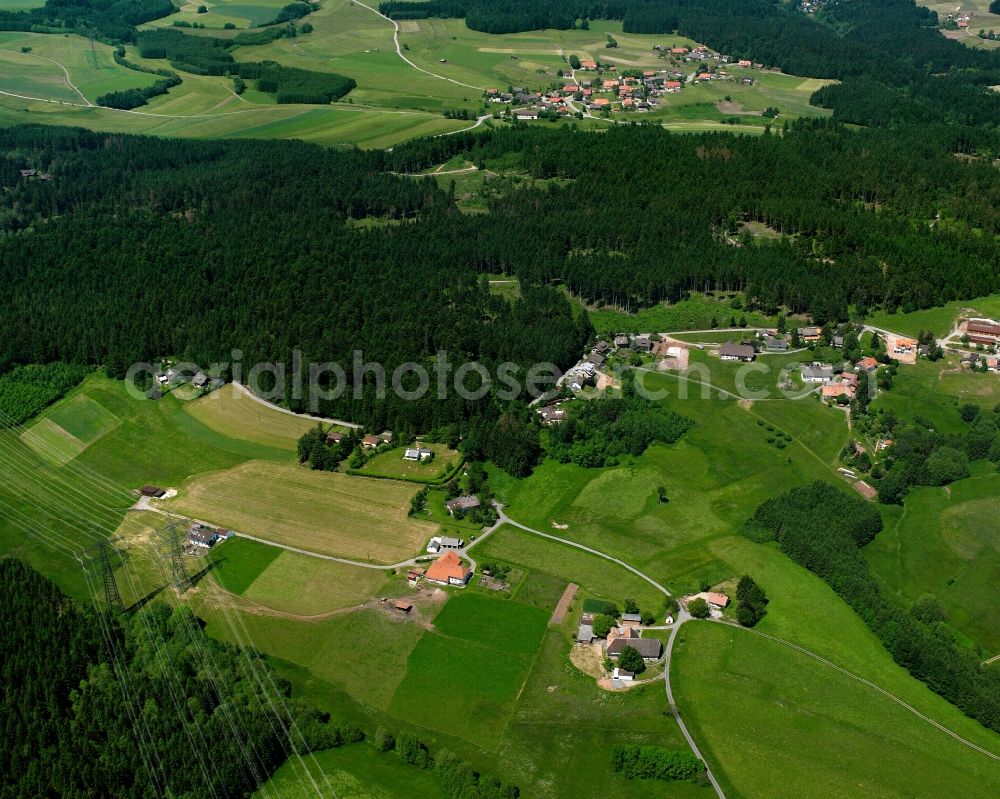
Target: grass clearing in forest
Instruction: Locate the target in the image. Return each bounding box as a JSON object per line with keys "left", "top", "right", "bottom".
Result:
{"left": 165, "top": 461, "right": 435, "bottom": 563}
{"left": 864, "top": 468, "right": 1000, "bottom": 655}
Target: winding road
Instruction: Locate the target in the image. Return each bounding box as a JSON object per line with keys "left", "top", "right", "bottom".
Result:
{"left": 351, "top": 0, "right": 486, "bottom": 92}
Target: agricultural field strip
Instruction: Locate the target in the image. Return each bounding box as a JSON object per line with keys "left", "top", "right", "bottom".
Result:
{"left": 716, "top": 620, "right": 1000, "bottom": 762}
{"left": 0, "top": 47, "right": 92, "bottom": 105}
{"left": 488, "top": 507, "right": 1000, "bottom": 765}
{"left": 138, "top": 503, "right": 418, "bottom": 570}
{"left": 351, "top": 0, "right": 487, "bottom": 92}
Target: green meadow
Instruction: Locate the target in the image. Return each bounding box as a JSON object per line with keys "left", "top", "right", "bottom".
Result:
{"left": 865, "top": 464, "right": 1000, "bottom": 655}
{"left": 256, "top": 743, "right": 449, "bottom": 799}
{"left": 207, "top": 536, "right": 283, "bottom": 594}
{"left": 673, "top": 621, "right": 1000, "bottom": 799}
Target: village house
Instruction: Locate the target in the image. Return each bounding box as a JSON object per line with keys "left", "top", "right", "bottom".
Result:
{"left": 424, "top": 550, "right": 472, "bottom": 586}
{"left": 633, "top": 334, "right": 652, "bottom": 352}
{"left": 580, "top": 59, "right": 597, "bottom": 70}
{"left": 537, "top": 405, "right": 568, "bottom": 425}
{"left": 612, "top": 667, "right": 634, "bottom": 682}
{"left": 801, "top": 363, "right": 834, "bottom": 383}
{"left": 719, "top": 342, "right": 756, "bottom": 362}
{"left": 856, "top": 356, "right": 879, "bottom": 372}
{"left": 140, "top": 485, "right": 166, "bottom": 498}
{"left": 621, "top": 613, "right": 642, "bottom": 628}
{"left": 403, "top": 448, "right": 433, "bottom": 461}
{"left": 798, "top": 326, "right": 822, "bottom": 342}
{"left": 187, "top": 523, "right": 218, "bottom": 549}
{"left": 576, "top": 622, "right": 595, "bottom": 643}
{"left": 192, "top": 371, "right": 208, "bottom": 388}
{"left": 361, "top": 434, "right": 381, "bottom": 449}
{"left": 966, "top": 319, "right": 1000, "bottom": 346}
{"left": 427, "top": 535, "right": 464, "bottom": 554}
{"left": 593, "top": 340, "right": 611, "bottom": 355}
{"left": 694, "top": 591, "right": 730, "bottom": 608}
{"left": 892, "top": 338, "right": 916, "bottom": 356}
{"left": 445, "top": 495, "right": 480, "bottom": 516}
{"left": 514, "top": 108, "right": 539, "bottom": 120}
{"left": 326, "top": 430, "right": 345, "bottom": 445}
{"left": 614, "top": 335, "right": 630, "bottom": 349}
{"left": 822, "top": 383, "right": 854, "bottom": 401}
{"left": 765, "top": 336, "right": 788, "bottom": 352}
{"left": 606, "top": 635, "right": 662, "bottom": 661}
{"left": 585, "top": 352, "right": 606, "bottom": 368}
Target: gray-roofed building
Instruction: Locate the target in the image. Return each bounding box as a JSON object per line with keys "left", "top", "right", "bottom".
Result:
{"left": 593, "top": 341, "right": 611, "bottom": 355}
{"left": 445, "top": 495, "right": 480, "bottom": 516}
{"left": 614, "top": 335, "right": 630, "bottom": 348}
{"left": 585, "top": 352, "right": 605, "bottom": 368}
{"left": 765, "top": 337, "right": 788, "bottom": 352}
{"left": 801, "top": 363, "right": 834, "bottom": 383}
{"left": 719, "top": 342, "right": 755, "bottom": 362}
{"left": 576, "top": 624, "right": 595, "bottom": 643}
{"left": 621, "top": 613, "right": 642, "bottom": 627}
{"left": 633, "top": 334, "right": 652, "bottom": 352}
{"left": 606, "top": 637, "right": 662, "bottom": 660}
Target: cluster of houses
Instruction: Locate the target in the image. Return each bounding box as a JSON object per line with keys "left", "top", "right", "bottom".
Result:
{"left": 361, "top": 431, "right": 393, "bottom": 450}
{"left": 800, "top": 359, "right": 881, "bottom": 402}
{"left": 154, "top": 367, "right": 222, "bottom": 392}
{"left": 576, "top": 609, "right": 663, "bottom": 682}
{"left": 961, "top": 352, "right": 1000, "bottom": 373}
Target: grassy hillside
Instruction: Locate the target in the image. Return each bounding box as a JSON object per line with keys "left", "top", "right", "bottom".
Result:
{"left": 865, "top": 464, "right": 1000, "bottom": 655}
{"left": 674, "top": 621, "right": 1000, "bottom": 799}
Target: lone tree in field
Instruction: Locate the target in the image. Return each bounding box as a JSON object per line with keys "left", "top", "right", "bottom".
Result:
{"left": 617, "top": 645, "right": 646, "bottom": 675}
{"left": 687, "top": 597, "right": 710, "bottom": 619}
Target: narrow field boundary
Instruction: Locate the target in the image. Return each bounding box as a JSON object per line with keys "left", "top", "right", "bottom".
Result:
{"left": 549, "top": 582, "right": 578, "bottom": 625}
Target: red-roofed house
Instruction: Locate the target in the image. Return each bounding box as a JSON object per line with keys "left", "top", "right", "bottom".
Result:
{"left": 425, "top": 551, "right": 471, "bottom": 586}
{"left": 738, "top": 59, "right": 752, "bottom": 68}
{"left": 563, "top": 84, "right": 579, "bottom": 94}
{"left": 665, "top": 80, "right": 682, "bottom": 92}
{"left": 581, "top": 59, "right": 597, "bottom": 70}
{"left": 602, "top": 79, "right": 619, "bottom": 90}
{"left": 695, "top": 591, "right": 730, "bottom": 608}
{"left": 671, "top": 47, "right": 688, "bottom": 55}
{"left": 856, "top": 357, "right": 879, "bottom": 373}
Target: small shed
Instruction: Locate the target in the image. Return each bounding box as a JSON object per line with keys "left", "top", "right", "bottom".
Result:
{"left": 140, "top": 485, "right": 166, "bottom": 498}
{"left": 393, "top": 601, "right": 413, "bottom": 613}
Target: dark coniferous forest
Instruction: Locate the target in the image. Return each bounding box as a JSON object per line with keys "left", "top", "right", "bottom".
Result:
{"left": 2, "top": 121, "right": 1000, "bottom": 440}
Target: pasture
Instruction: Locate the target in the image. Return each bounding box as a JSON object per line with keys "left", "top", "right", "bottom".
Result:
{"left": 491, "top": 373, "right": 847, "bottom": 589}
{"left": 256, "top": 743, "right": 448, "bottom": 799}
{"left": 165, "top": 460, "right": 435, "bottom": 563}
{"left": 388, "top": 595, "right": 549, "bottom": 749}
{"left": 673, "top": 621, "right": 1000, "bottom": 799}
{"left": 183, "top": 383, "right": 324, "bottom": 454}
{"left": 870, "top": 356, "right": 992, "bottom": 434}
{"left": 20, "top": 392, "right": 120, "bottom": 465}
{"left": 238, "top": 549, "right": 394, "bottom": 615}
{"left": 207, "top": 536, "right": 283, "bottom": 594}
{"left": 864, "top": 467, "right": 1000, "bottom": 655}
